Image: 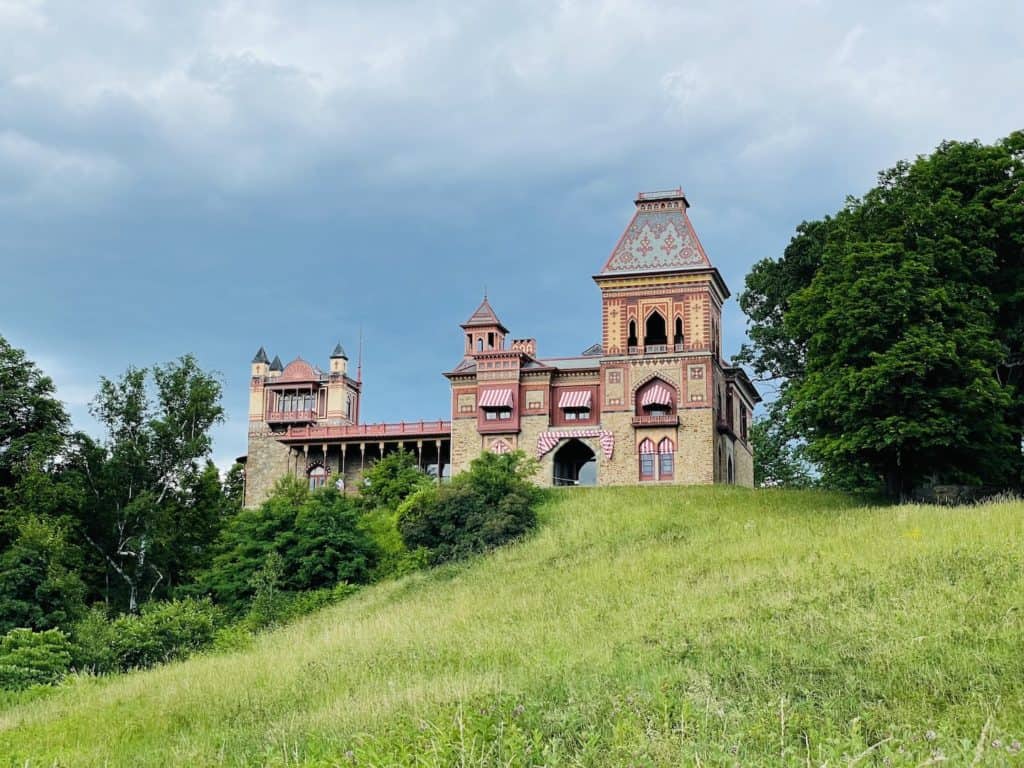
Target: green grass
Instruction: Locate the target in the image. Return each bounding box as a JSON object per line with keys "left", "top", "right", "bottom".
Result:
{"left": 2, "top": 486, "right": 1024, "bottom": 766}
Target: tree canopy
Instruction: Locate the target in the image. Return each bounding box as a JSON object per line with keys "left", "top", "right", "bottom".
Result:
{"left": 739, "top": 132, "right": 1024, "bottom": 494}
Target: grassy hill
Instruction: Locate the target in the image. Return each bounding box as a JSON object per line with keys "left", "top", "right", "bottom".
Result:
{"left": 2, "top": 487, "right": 1023, "bottom": 766}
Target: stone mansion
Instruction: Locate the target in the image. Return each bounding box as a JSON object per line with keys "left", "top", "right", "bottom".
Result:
{"left": 242, "top": 188, "right": 760, "bottom": 507}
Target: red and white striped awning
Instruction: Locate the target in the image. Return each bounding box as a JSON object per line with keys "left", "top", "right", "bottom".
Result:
{"left": 478, "top": 388, "right": 514, "bottom": 408}
{"left": 558, "top": 390, "right": 592, "bottom": 409}
{"left": 640, "top": 383, "right": 673, "bottom": 407}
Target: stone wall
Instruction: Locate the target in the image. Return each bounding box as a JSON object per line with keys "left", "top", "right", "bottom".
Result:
{"left": 734, "top": 438, "right": 754, "bottom": 488}
{"left": 678, "top": 408, "right": 714, "bottom": 484}
{"left": 244, "top": 429, "right": 293, "bottom": 507}
{"left": 450, "top": 418, "right": 483, "bottom": 475}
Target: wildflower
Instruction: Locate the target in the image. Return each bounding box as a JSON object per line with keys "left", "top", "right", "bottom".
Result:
{"left": 512, "top": 704, "right": 525, "bottom": 718}
{"left": 931, "top": 749, "right": 945, "bottom": 761}
{"left": 924, "top": 730, "right": 937, "bottom": 742}
{"left": 1009, "top": 740, "right": 1021, "bottom": 754}
{"left": 344, "top": 750, "right": 355, "bottom": 763}
{"left": 991, "top": 739, "right": 1002, "bottom": 749}
{"left": 728, "top": 745, "right": 738, "bottom": 755}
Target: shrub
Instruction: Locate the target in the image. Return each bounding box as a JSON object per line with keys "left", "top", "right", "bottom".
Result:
{"left": 359, "top": 450, "right": 432, "bottom": 512}
{"left": 200, "top": 479, "right": 377, "bottom": 615}
{"left": 109, "top": 598, "right": 221, "bottom": 670}
{"left": 0, "top": 627, "right": 73, "bottom": 690}
{"left": 398, "top": 451, "right": 542, "bottom": 562}
{"left": 69, "top": 607, "right": 117, "bottom": 674}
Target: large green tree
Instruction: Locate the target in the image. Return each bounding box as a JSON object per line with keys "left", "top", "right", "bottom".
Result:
{"left": 0, "top": 336, "right": 68, "bottom": 494}
{"left": 68, "top": 356, "right": 226, "bottom": 612}
{"left": 739, "top": 132, "right": 1024, "bottom": 495}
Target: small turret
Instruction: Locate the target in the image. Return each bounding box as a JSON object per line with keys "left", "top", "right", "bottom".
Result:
{"left": 269, "top": 355, "right": 283, "bottom": 378}
{"left": 461, "top": 295, "right": 508, "bottom": 355}
{"left": 330, "top": 342, "right": 348, "bottom": 375}
{"left": 251, "top": 346, "right": 269, "bottom": 377}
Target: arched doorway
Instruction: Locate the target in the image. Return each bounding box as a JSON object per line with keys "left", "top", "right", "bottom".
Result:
{"left": 553, "top": 439, "right": 597, "bottom": 487}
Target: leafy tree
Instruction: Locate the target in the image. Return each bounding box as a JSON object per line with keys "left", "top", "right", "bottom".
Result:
{"left": 67, "top": 356, "right": 225, "bottom": 612}
{"left": 749, "top": 417, "right": 814, "bottom": 489}
{"left": 0, "top": 516, "right": 86, "bottom": 634}
{"left": 739, "top": 132, "right": 1024, "bottom": 495}
{"left": 398, "top": 451, "right": 542, "bottom": 563}
{"left": 200, "top": 478, "right": 376, "bottom": 614}
{"left": 359, "top": 450, "right": 431, "bottom": 512}
{"left": 222, "top": 462, "right": 246, "bottom": 511}
{"left": 0, "top": 336, "right": 68, "bottom": 492}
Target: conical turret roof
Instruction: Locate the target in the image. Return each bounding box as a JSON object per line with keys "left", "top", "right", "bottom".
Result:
{"left": 330, "top": 342, "right": 348, "bottom": 360}
{"left": 269, "top": 355, "right": 283, "bottom": 372}
{"left": 252, "top": 346, "right": 269, "bottom": 364}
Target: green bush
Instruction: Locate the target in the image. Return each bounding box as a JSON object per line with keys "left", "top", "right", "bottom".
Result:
{"left": 0, "top": 628, "right": 72, "bottom": 690}
{"left": 69, "top": 607, "right": 117, "bottom": 674}
{"left": 398, "top": 451, "right": 542, "bottom": 562}
{"left": 200, "top": 479, "right": 377, "bottom": 615}
{"left": 109, "top": 598, "right": 221, "bottom": 670}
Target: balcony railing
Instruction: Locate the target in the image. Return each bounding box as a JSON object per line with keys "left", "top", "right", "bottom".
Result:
{"left": 266, "top": 409, "right": 317, "bottom": 424}
{"left": 632, "top": 414, "right": 680, "bottom": 427}
{"left": 281, "top": 420, "right": 452, "bottom": 441}
{"left": 645, "top": 344, "right": 668, "bottom": 354}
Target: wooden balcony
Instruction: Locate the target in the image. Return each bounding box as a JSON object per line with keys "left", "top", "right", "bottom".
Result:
{"left": 266, "top": 409, "right": 317, "bottom": 424}
{"left": 632, "top": 414, "right": 680, "bottom": 427}
{"left": 279, "top": 420, "right": 452, "bottom": 443}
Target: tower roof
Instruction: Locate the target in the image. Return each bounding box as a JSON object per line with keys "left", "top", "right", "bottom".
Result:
{"left": 330, "top": 342, "right": 348, "bottom": 360}
{"left": 269, "top": 355, "right": 283, "bottom": 372}
{"left": 461, "top": 296, "right": 508, "bottom": 332}
{"left": 251, "top": 346, "right": 269, "bottom": 364}
{"left": 597, "top": 188, "right": 711, "bottom": 276}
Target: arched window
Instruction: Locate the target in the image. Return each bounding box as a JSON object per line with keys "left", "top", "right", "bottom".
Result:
{"left": 628, "top": 320, "right": 638, "bottom": 349}
{"left": 658, "top": 438, "right": 674, "bottom": 480}
{"left": 674, "top": 317, "right": 684, "bottom": 346}
{"left": 644, "top": 311, "right": 667, "bottom": 348}
{"left": 308, "top": 465, "right": 327, "bottom": 490}
{"left": 477, "top": 338, "right": 484, "bottom": 352}
{"left": 636, "top": 378, "right": 675, "bottom": 419}
{"left": 728, "top": 456, "right": 734, "bottom": 484}
{"left": 639, "top": 438, "right": 656, "bottom": 481}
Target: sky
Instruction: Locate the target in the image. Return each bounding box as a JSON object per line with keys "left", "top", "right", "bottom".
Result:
{"left": 2, "top": 0, "right": 1022, "bottom": 472}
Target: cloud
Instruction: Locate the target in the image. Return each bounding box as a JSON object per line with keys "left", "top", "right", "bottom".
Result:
{"left": 0, "top": 0, "right": 1020, "bottom": 213}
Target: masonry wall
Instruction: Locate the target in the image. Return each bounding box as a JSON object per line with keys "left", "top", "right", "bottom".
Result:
{"left": 244, "top": 429, "right": 293, "bottom": 508}
{"left": 734, "top": 439, "right": 754, "bottom": 488}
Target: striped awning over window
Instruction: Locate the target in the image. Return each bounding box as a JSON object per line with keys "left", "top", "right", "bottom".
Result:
{"left": 640, "top": 383, "right": 673, "bottom": 407}
{"left": 478, "top": 388, "right": 514, "bottom": 408}
{"left": 639, "top": 438, "right": 656, "bottom": 453}
{"left": 558, "top": 390, "right": 592, "bottom": 409}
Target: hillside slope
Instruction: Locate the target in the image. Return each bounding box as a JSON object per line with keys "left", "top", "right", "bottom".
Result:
{"left": 2, "top": 487, "right": 1023, "bottom": 767}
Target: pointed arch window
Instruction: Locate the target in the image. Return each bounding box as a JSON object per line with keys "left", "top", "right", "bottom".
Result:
{"left": 639, "top": 438, "right": 656, "bottom": 481}
{"left": 308, "top": 464, "right": 327, "bottom": 490}
{"left": 658, "top": 438, "right": 674, "bottom": 479}
{"left": 644, "top": 310, "right": 667, "bottom": 348}
{"left": 674, "top": 317, "right": 684, "bottom": 348}
{"left": 628, "top": 320, "right": 638, "bottom": 350}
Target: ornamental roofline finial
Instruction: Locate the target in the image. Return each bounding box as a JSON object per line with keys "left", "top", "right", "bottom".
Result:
{"left": 462, "top": 294, "right": 507, "bottom": 332}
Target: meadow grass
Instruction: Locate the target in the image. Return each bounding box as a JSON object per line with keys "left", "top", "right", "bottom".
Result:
{"left": 1, "top": 486, "right": 1023, "bottom": 766}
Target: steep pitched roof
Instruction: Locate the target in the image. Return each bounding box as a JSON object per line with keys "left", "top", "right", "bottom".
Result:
{"left": 461, "top": 297, "right": 507, "bottom": 331}
{"left": 269, "top": 355, "right": 283, "bottom": 372}
{"left": 252, "top": 346, "right": 269, "bottom": 364}
{"left": 330, "top": 342, "right": 348, "bottom": 360}
{"left": 598, "top": 189, "right": 711, "bottom": 276}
